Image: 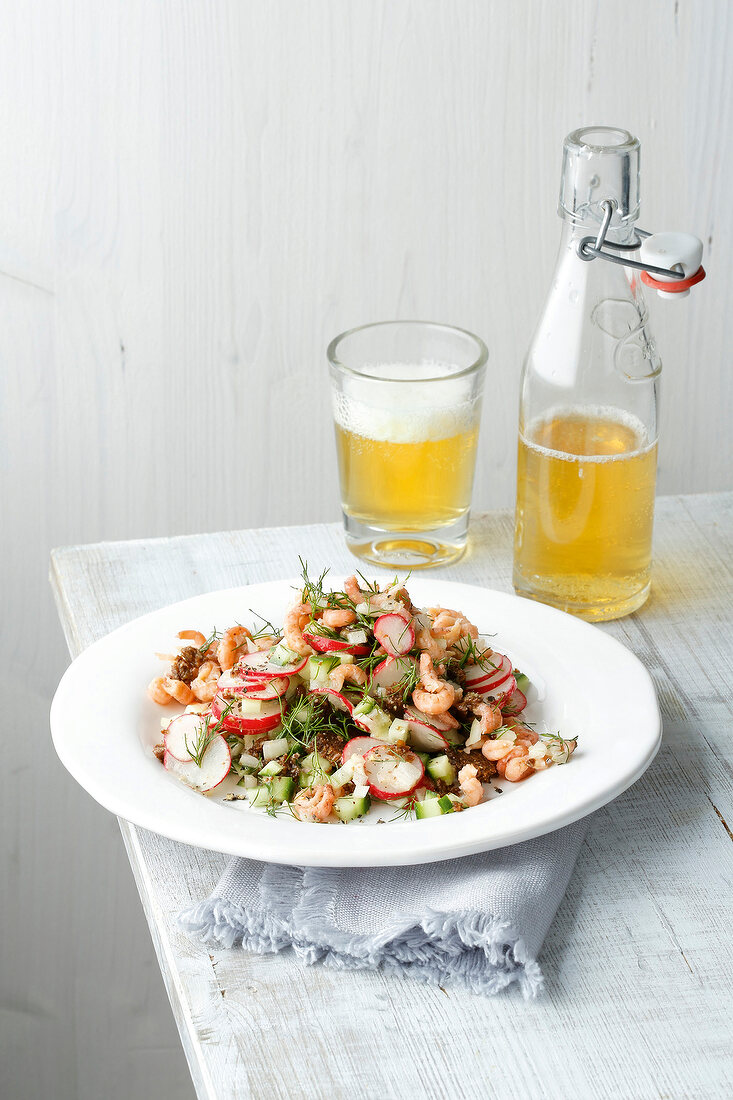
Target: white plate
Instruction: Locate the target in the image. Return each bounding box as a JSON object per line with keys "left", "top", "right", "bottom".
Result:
{"left": 50, "top": 578, "right": 661, "bottom": 867}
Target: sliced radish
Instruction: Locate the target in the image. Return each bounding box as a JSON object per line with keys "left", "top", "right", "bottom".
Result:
{"left": 473, "top": 654, "right": 513, "bottom": 690}
{"left": 402, "top": 709, "right": 450, "bottom": 752}
{"left": 163, "top": 734, "right": 231, "bottom": 792}
{"left": 370, "top": 656, "right": 418, "bottom": 693}
{"left": 463, "top": 657, "right": 503, "bottom": 686}
{"left": 363, "top": 745, "right": 424, "bottom": 800}
{"left": 374, "top": 613, "right": 415, "bottom": 657}
{"left": 342, "top": 736, "right": 381, "bottom": 764}
{"left": 217, "top": 669, "right": 289, "bottom": 700}
{"left": 217, "top": 668, "right": 267, "bottom": 691}
{"left": 475, "top": 673, "right": 517, "bottom": 705}
{"left": 303, "top": 626, "right": 370, "bottom": 656}
{"left": 235, "top": 648, "right": 308, "bottom": 679}
{"left": 164, "top": 712, "right": 212, "bottom": 763}
{"left": 501, "top": 687, "right": 528, "bottom": 716}
{"left": 309, "top": 687, "right": 354, "bottom": 714}
{"left": 210, "top": 693, "right": 284, "bottom": 733}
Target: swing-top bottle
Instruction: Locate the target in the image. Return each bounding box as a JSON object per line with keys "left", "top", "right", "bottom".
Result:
{"left": 513, "top": 126, "right": 661, "bottom": 621}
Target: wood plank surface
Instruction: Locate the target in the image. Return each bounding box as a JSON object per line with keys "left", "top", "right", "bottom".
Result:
{"left": 50, "top": 493, "right": 733, "bottom": 1100}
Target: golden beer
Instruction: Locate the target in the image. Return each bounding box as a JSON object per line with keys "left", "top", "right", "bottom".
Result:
{"left": 513, "top": 408, "right": 657, "bottom": 619}
{"left": 335, "top": 423, "right": 479, "bottom": 530}
{"left": 328, "top": 323, "right": 487, "bottom": 567}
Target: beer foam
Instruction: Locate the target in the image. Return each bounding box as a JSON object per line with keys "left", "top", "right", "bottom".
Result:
{"left": 521, "top": 405, "right": 656, "bottom": 463}
{"left": 333, "top": 361, "right": 478, "bottom": 443}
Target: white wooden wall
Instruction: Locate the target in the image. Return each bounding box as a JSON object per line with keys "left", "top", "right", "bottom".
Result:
{"left": 2, "top": 2, "right": 731, "bottom": 1098}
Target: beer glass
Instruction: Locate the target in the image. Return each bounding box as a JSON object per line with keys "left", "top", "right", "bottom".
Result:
{"left": 328, "top": 320, "right": 488, "bottom": 568}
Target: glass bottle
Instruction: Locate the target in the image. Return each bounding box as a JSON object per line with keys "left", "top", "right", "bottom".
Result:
{"left": 513, "top": 126, "right": 661, "bottom": 621}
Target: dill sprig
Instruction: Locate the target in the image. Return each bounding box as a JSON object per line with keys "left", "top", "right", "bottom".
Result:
{"left": 184, "top": 700, "right": 236, "bottom": 767}
{"left": 247, "top": 610, "right": 281, "bottom": 640}
{"left": 453, "top": 634, "right": 498, "bottom": 670}
{"left": 395, "top": 658, "right": 421, "bottom": 702}
{"left": 197, "top": 628, "right": 221, "bottom": 656}
{"left": 280, "top": 693, "right": 351, "bottom": 757}
{"left": 389, "top": 794, "right": 419, "bottom": 822}
{"left": 297, "top": 558, "right": 330, "bottom": 607}
{"left": 355, "top": 570, "right": 381, "bottom": 595}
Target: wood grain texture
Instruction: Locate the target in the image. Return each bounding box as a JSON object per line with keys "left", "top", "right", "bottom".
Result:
{"left": 50, "top": 493, "right": 733, "bottom": 1100}
{"left": 3, "top": 1, "right": 733, "bottom": 1096}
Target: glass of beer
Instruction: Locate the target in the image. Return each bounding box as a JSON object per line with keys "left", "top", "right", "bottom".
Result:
{"left": 327, "top": 320, "right": 488, "bottom": 568}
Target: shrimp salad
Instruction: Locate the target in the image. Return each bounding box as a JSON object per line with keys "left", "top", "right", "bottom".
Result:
{"left": 148, "top": 567, "right": 577, "bottom": 824}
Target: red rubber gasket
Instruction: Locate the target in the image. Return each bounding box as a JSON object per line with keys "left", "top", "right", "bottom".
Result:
{"left": 641, "top": 265, "right": 706, "bottom": 293}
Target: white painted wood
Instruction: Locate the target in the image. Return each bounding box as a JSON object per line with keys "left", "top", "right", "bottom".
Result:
{"left": 3, "top": 0, "right": 733, "bottom": 1095}
{"left": 49, "top": 494, "right": 733, "bottom": 1100}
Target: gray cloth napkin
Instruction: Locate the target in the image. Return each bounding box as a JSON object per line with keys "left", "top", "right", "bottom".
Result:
{"left": 179, "top": 820, "right": 587, "bottom": 998}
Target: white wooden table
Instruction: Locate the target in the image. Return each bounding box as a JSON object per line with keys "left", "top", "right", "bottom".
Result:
{"left": 50, "top": 493, "right": 733, "bottom": 1100}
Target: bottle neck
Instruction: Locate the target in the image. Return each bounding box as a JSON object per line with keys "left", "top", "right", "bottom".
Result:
{"left": 559, "top": 212, "right": 639, "bottom": 250}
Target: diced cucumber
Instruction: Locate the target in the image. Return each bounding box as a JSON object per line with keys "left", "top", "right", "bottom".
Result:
{"left": 269, "top": 776, "right": 295, "bottom": 804}
{"left": 236, "top": 773, "right": 258, "bottom": 789}
{"left": 308, "top": 654, "right": 340, "bottom": 685}
{"left": 334, "top": 794, "right": 371, "bottom": 822}
{"left": 353, "top": 697, "right": 391, "bottom": 739}
{"left": 514, "top": 671, "right": 531, "bottom": 692}
{"left": 329, "top": 761, "right": 354, "bottom": 788}
{"left": 246, "top": 785, "right": 271, "bottom": 808}
{"left": 437, "top": 794, "right": 457, "bottom": 814}
{"left": 258, "top": 760, "right": 284, "bottom": 778}
{"left": 269, "top": 642, "right": 301, "bottom": 666}
{"left": 262, "top": 737, "right": 288, "bottom": 761}
{"left": 426, "top": 754, "right": 457, "bottom": 785}
{"left": 415, "top": 797, "right": 444, "bottom": 819}
{"left": 382, "top": 718, "right": 409, "bottom": 745}
{"left": 353, "top": 697, "right": 376, "bottom": 717}
{"left": 299, "top": 751, "right": 333, "bottom": 787}
{"left": 336, "top": 652, "right": 354, "bottom": 666}
{"left": 415, "top": 752, "right": 432, "bottom": 767}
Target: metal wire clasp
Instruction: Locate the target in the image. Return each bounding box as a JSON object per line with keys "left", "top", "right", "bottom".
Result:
{"left": 577, "top": 199, "right": 686, "bottom": 281}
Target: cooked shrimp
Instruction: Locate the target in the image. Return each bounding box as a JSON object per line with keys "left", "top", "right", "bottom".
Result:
{"left": 292, "top": 784, "right": 336, "bottom": 822}
{"left": 481, "top": 738, "right": 516, "bottom": 761}
{"left": 218, "top": 626, "right": 252, "bottom": 671}
{"left": 430, "top": 608, "right": 480, "bottom": 648}
{"left": 190, "top": 660, "right": 221, "bottom": 702}
{"left": 178, "top": 630, "right": 207, "bottom": 649}
{"left": 163, "top": 677, "right": 196, "bottom": 705}
{"left": 321, "top": 607, "right": 357, "bottom": 628}
{"left": 343, "top": 576, "right": 364, "bottom": 604}
{"left": 283, "top": 602, "right": 315, "bottom": 656}
{"left": 412, "top": 653, "right": 456, "bottom": 715}
{"left": 147, "top": 677, "right": 173, "bottom": 705}
{"left": 474, "top": 700, "right": 503, "bottom": 737}
{"left": 497, "top": 746, "right": 533, "bottom": 782}
{"left": 458, "top": 764, "right": 484, "bottom": 807}
{"left": 329, "top": 664, "right": 367, "bottom": 692}
{"left": 415, "top": 625, "right": 446, "bottom": 662}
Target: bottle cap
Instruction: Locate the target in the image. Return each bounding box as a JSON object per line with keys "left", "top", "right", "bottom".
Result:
{"left": 559, "top": 126, "right": 640, "bottom": 229}
{"left": 639, "top": 232, "right": 704, "bottom": 299}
